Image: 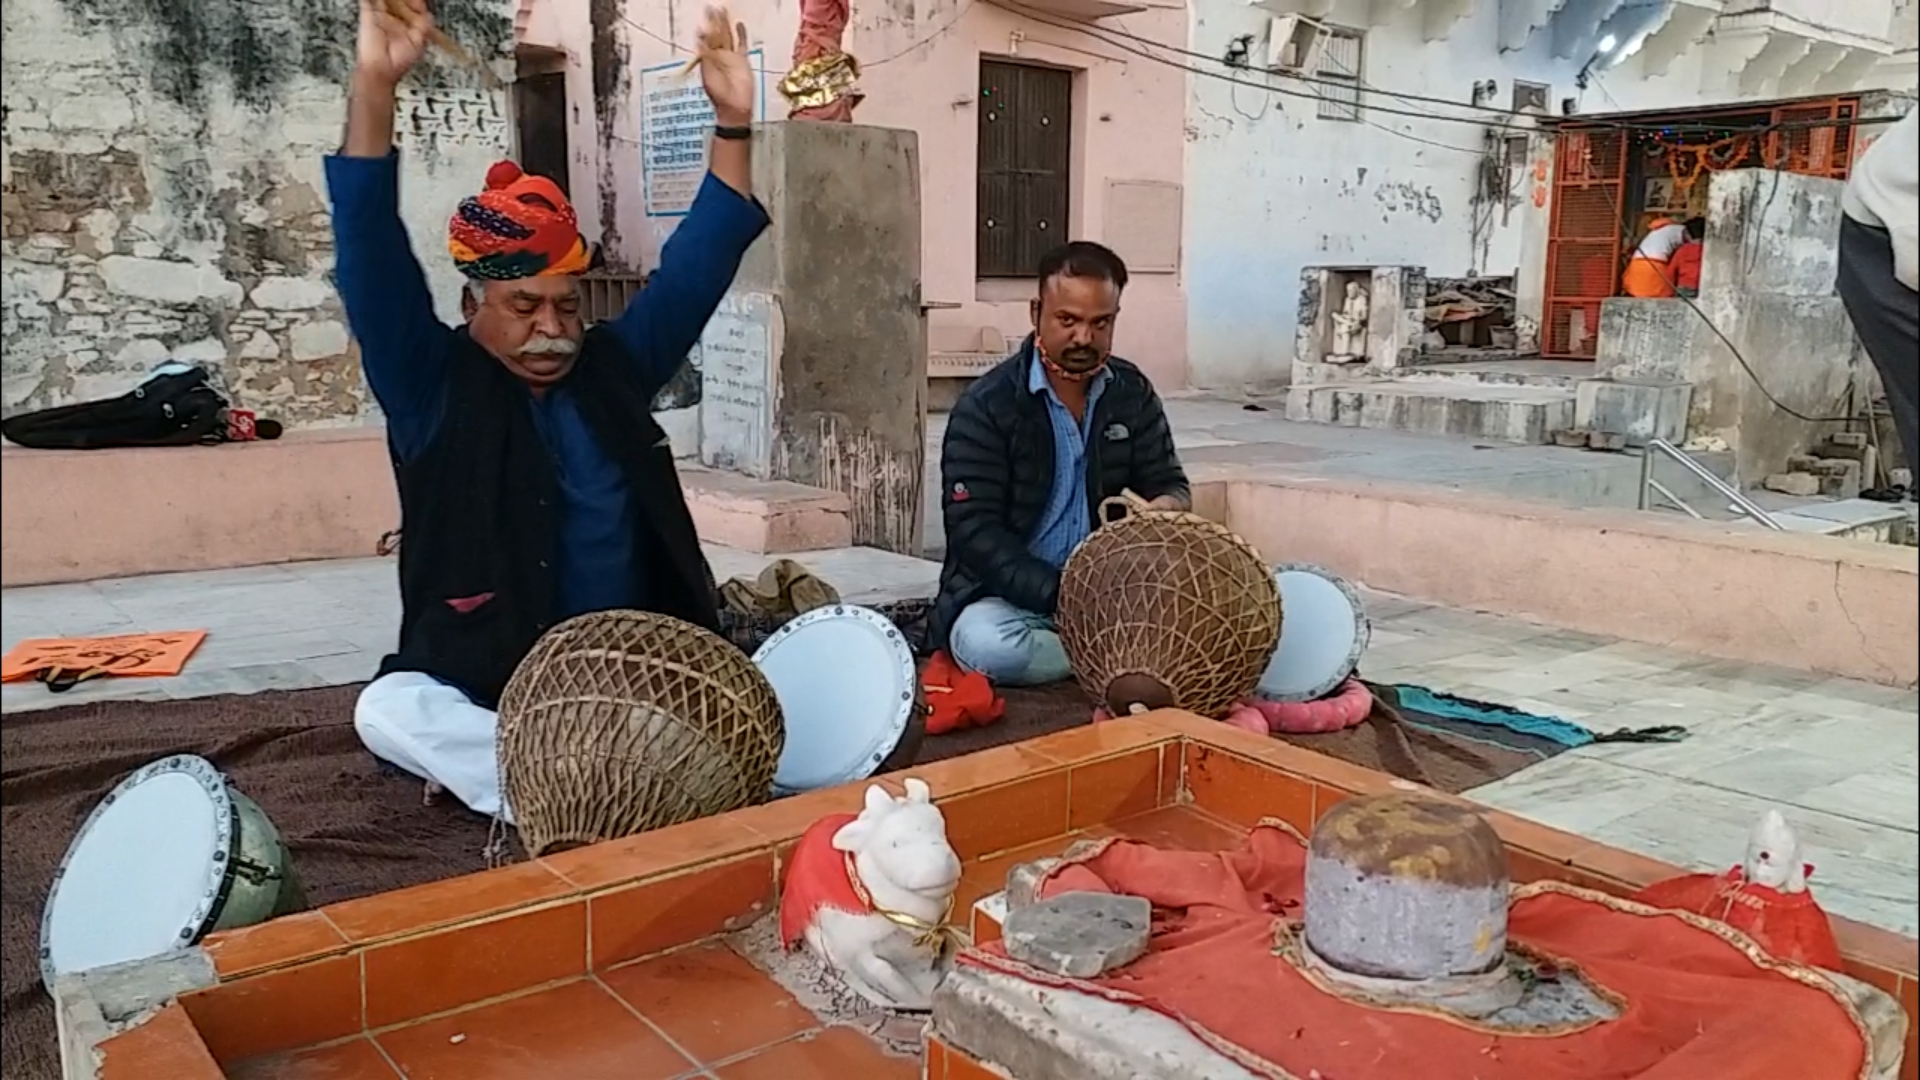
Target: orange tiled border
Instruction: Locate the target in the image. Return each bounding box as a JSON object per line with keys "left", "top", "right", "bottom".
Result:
{"left": 96, "top": 711, "right": 1919, "bottom": 1077}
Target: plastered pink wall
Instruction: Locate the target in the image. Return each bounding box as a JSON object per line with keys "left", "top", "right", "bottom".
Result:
{"left": 1215, "top": 477, "right": 1920, "bottom": 689}
{"left": 518, "top": 0, "right": 1190, "bottom": 389}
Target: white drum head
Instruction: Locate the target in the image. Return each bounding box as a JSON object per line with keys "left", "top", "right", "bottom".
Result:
{"left": 1255, "top": 563, "right": 1371, "bottom": 704}
{"left": 41, "top": 755, "right": 234, "bottom": 987}
{"left": 754, "top": 605, "right": 917, "bottom": 795}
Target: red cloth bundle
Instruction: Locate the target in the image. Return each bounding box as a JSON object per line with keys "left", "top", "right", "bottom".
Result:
{"left": 921, "top": 651, "right": 1004, "bottom": 736}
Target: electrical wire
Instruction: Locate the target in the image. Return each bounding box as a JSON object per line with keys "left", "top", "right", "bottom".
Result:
{"left": 989, "top": 0, "right": 1874, "bottom": 424}
{"left": 988, "top": 0, "right": 1903, "bottom": 141}
{"left": 619, "top": 0, "right": 975, "bottom": 78}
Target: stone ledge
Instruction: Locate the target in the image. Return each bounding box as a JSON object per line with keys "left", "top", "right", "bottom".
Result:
{"left": 932, "top": 964, "right": 1260, "bottom": 1080}
{"left": 1, "top": 428, "right": 859, "bottom": 585}
{"left": 679, "top": 467, "right": 853, "bottom": 555}
{"left": 2, "top": 428, "right": 397, "bottom": 588}
{"left": 1206, "top": 475, "right": 1919, "bottom": 687}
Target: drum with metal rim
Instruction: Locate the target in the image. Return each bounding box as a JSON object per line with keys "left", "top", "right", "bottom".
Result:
{"left": 1254, "top": 562, "right": 1372, "bottom": 704}
{"left": 40, "top": 754, "right": 305, "bottom": 988}
{"left": 754, "top": 604, "right": 924, "bottom": 796}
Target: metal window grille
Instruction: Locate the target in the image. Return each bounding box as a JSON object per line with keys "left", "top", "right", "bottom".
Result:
{"left": 1315, "top": 29, "right": 1364, "bottom": 123}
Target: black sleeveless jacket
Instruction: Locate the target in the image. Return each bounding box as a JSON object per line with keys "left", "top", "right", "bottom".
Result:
{"left": 378, "top": 326, "right": 719, "bottom": 707}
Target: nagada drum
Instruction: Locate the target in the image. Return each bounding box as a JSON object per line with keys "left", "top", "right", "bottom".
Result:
{"left": 1057, "top": 497, "right": 1282, "bottom": 719}
{"left": 40, "top": 754, "right": 305, "bottom": 988}
{"left": 754, "top": 604, "right": 924, "bottom": 795}
{"left": 1254, "top": 563, "right": 1371, "bottom": 704}
{"left": 497, "top": 610, "right": 785, "bottom": 856}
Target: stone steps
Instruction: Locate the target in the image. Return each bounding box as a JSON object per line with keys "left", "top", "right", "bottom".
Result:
{"left": 1285, "top": 379, "right": 1577, "bottom": 445}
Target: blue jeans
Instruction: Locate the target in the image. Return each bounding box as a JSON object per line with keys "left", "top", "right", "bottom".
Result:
{"left": 949, "top": 598, "right": 1073, "bottom": 687}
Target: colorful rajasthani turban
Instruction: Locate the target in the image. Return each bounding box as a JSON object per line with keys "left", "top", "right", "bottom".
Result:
{"left": 447, "top": 161, "right": 592, "bottom": 281}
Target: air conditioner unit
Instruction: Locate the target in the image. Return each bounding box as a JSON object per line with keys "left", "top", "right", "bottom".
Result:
{"left": 1512, "top": 80, "right": 1550, "bottom": 113}
{"left": 1266, "top": 14, "right": 1328, "bottom": 73}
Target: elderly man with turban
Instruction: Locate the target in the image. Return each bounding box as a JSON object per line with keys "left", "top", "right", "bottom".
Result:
{"left": 328, "top": 0, "right": 767, "bottom": 819}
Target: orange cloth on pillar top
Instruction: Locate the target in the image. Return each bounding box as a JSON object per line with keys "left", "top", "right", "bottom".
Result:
{"left": 447, "top": 161, "right": 592, "bottom": 281}
{"left": 960, "top": 823, "right": 1873, "bottom": 1080}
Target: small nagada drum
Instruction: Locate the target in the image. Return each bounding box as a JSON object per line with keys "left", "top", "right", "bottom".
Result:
{"left": 41, "top": 755, "right": 305, "bottom": 987}
{"left": 497, "top": 610, "right": 784, "bottom": 856}
{"left": 754, "top": 604, "right": 924, "bottom": 795}
{"left": 1057, "top": 497, "right": 1282, "bottom": 719}
{"left": 1255, "top": 563, "right": 1371, "bottom": 704}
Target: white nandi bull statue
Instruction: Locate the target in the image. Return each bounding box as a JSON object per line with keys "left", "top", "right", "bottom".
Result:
{"left": 779, "top": 777, "right": 963, "bottom": 1010}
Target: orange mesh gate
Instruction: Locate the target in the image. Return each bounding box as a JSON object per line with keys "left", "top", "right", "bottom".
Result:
{"left": 1542, "top": 128, "right": 1627, "bottom": 358}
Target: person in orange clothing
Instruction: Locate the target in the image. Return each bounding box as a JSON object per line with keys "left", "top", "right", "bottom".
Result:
{"left": 1669, "top": 217, "right": 1706, "bottom": 297}
{"left": 1621, "top": 215, "right": 1689, "bottom": 298}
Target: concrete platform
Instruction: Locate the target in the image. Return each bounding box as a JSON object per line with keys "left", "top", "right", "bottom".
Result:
{"left": 1284, "top": 379, "right": 1577, "bottom": 445}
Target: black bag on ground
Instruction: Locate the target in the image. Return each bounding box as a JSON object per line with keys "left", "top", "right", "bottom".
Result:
{"left": 0, "top": 366, "right": 230, "bottom": 449}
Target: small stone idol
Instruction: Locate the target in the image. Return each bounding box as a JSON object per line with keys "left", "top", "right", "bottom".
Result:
{"left": 779, "top": 778, "right": 963, "bottom": 1010}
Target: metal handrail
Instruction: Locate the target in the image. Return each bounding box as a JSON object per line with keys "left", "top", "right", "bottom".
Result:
{"left": 1637, "top": 439, "right": 1784, "bottom": 529}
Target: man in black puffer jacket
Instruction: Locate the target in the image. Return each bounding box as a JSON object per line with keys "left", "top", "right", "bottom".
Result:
{"left": 931, "top": 242, "right": 1189, "bottom": 685}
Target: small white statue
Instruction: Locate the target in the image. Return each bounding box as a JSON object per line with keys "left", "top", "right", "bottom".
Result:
{"left": 1328, "top": 281, "right": 1370, "bottom": 362}
{"left": 1744, "top": 808, "right": 1808, "bottom": 893}
{"left": 779, "top": 777, "right": 963, "bottom": 1011}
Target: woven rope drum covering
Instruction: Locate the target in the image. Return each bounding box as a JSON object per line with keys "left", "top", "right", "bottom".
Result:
{"left": 1057, "top": 498, "right": 1282, "bottom": 719}
{"left": 497, "top": 610, "right": 785, "bottom": 856}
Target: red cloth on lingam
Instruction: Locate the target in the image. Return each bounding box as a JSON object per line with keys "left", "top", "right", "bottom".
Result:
{"left": 959, "top": 824, "right": 1871, "bottom": 1080}
{"left": 779, "top": 813, "right": 867, "bottom": 947}
{"left": 1633, "top": 865, "right": 1844, "bottom": 970}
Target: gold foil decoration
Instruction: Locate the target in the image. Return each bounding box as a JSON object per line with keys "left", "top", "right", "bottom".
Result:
{"left": 778, "top": 52, "right": 864, "bottom": 113}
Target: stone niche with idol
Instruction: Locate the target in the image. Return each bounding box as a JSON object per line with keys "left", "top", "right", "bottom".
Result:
{"left": 1289, "top": 264, "right": 1427, "bottom": 385}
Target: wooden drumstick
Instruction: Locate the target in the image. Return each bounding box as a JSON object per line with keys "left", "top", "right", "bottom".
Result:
{"left": 380, "top": 0, "right": 503, "bottom": 88}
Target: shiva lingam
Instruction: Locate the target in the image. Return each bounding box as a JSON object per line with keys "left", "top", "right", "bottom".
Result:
{"left": 779, "top": 778, "right": 963, "bottom": 1011}
{"left": 1295, "top": 792, "right": 1532, "bottom": 1017}
{"left": 938, "top": 793, "right": 1906, "bottom": 1080}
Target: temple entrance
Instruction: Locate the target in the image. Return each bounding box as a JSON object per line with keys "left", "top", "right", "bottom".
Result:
{"left": 1540, "top": 95, "right": 1863, "bottom": 359}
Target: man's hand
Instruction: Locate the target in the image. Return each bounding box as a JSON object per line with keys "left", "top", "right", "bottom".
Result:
{"left": 694, "top": 6, "right": 755, "bottom": 127}
{"left": 1146, "top": 493, "right": 1191, "bottom": 513}
{"left": 356, "top": 0, "right": 432, "bottom": 91}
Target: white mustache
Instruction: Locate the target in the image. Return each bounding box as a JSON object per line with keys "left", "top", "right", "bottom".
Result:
{"left": 520, "top": 335, "right": 579, "bottom": 356}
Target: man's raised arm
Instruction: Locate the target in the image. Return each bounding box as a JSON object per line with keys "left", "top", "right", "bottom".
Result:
{"left": 325, "top": 0, "right": 451, "bottom": 462}
{"left": 604, "top": 8, "right": 771, "bottom": 398}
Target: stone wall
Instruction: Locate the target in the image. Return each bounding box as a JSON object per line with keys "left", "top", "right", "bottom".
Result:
{"left": 0, "top": 0, "right": 512, "bottom": 428}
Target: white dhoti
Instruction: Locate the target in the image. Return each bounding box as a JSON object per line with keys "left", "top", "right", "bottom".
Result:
{"left": 354, "top": 671, "right": 515, "bottom": 823}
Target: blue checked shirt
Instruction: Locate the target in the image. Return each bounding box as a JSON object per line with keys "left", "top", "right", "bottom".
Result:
{"left": 1025, "top": 354, "right": 1113, "bottom": 570}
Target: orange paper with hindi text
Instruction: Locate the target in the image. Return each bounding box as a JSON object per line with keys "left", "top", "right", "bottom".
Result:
{"left": 1, "top": 631, "right": 208, "bottom": 682}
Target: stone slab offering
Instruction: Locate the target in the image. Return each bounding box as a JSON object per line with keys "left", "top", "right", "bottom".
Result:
{"left": 1003, "top": 892, "right": 1151, "bottom": 979}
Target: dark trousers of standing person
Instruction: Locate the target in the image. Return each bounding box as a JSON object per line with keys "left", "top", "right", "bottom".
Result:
{"left": 1836, "top": 217, "right": 1920, "bottom": 482}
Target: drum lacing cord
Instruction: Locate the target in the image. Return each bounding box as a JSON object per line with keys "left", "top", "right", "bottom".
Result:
{"left": 483, "top": 815, "right": 514, "bottom": 868}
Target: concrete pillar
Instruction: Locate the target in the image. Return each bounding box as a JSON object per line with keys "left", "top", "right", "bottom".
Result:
{"left": 698, "top": 122, "right": 927, "bottom": 557}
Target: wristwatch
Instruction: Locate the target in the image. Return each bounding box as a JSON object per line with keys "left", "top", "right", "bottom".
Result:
{"left": 714, "top": 124, "right": 752, "bottom": 140}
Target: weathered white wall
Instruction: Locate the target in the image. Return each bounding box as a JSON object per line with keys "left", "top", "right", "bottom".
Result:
{"left": 0, "top": 0, "right": 513, "bottom": 426}
{"left": 1184, "top": 0, "right": 1913, "bottom": 392}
